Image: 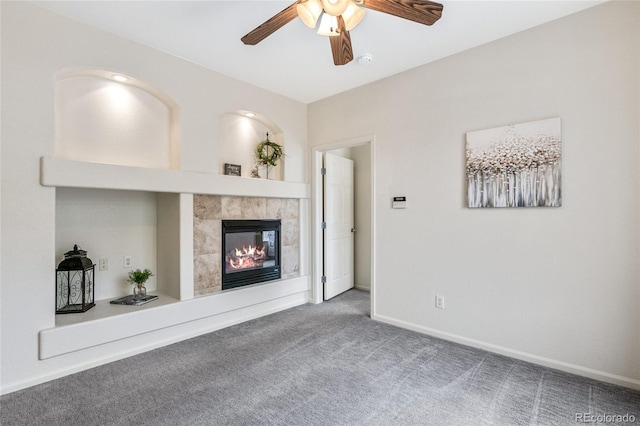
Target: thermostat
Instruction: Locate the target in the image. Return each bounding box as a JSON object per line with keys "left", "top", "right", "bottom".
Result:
{"left": 392, "top": 196, "right": 407, "bottom": 209}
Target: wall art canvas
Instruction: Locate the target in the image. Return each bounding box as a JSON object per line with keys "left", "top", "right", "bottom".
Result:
{"left": 466, "top": 117, "right": 562, "bottom": 208}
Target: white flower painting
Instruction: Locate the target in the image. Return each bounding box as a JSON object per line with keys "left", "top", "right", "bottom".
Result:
{"left": 466, "top": 117, "right": 561, "bottom": 208}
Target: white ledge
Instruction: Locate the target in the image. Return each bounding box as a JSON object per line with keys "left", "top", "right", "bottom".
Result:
{"left": 39, "top": 276, "right": 310, "bottom": 359}
{"left": 40, "top": 157, "right": 310, "bottom": 199}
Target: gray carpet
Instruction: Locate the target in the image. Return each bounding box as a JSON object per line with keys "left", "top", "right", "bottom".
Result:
{"left": 1, "top": 289, "right": 639, "bottom": 425}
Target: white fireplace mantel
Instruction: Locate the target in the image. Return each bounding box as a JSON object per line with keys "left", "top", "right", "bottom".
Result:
{"left": 40, "top": 157, "right": 310, "bottom": 199}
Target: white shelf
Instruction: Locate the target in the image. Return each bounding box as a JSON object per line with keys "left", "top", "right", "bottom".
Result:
{"left": 54, "top": 292, "right": 179, "bottom": 327}
{"left": 41, "top": 157, "right": 310, "bottom": 199}
{"left": 39, "top": 276, "right": 311, "bottom": 360}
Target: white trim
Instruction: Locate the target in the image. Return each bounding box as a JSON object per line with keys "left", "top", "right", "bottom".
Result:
{"left": 311, "top": 151, "right": 324, "bottom": 304}
{"left": 374, "top": 313, "right": 640, "bottom": 391}
{"left": 369, "top": 137, "right": 376, "bottom": 319}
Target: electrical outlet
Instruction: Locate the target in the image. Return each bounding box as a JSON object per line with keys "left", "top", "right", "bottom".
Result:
{"left": 435, "top": 295, "right": 445, "bottom": 309}
{"left": 123, "top": 256, "right": 132, "bottom": 268}
{"left": 99, "top": 258, "right": 108, "bottom": 271}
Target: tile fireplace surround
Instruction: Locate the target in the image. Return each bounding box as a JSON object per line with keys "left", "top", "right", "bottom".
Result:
{"left": 193, "top": 195, "right": 300, "bottom": 296}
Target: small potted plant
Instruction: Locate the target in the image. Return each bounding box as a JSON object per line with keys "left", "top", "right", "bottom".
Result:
{"left": 128, "top": 268, "right": 153, "bottom": 300}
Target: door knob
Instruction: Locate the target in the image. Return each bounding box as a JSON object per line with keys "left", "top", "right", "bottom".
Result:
{"left": 351, "top": 228, "right": 356, "bottom": 233}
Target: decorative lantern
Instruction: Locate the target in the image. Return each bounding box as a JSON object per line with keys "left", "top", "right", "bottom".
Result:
{"left": 56, "top": 244, "right": 95, "bottom": 314}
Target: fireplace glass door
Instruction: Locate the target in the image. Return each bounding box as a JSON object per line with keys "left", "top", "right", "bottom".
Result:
{"left": 222, "top": 220, "right": 281, "bottom": 290}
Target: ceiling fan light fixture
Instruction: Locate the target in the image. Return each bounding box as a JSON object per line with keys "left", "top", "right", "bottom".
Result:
{"left": 296, "top": 0, "right": 323, "bottom": 28}
{"left": 321, "top": 0, "right": 350, "bottom": 17}
{"left": 241, "top": 0, "right": 444, "bottom": 66}
{"left": 342, "top": 2, "right": 365, "bottom": 31}
{"left": 317, "top": 12, "right": 340, "bottom": 36}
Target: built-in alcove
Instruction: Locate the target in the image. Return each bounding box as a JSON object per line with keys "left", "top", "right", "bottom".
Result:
{"left": 52, "top": 69, "right": 186, "bottom": 327}
{"left": 54, "top": 188, "right": 183, "bottom": 326}
{"left": 218, "top": 111, "right": 284, "bottom": 181}
{"left": 55, "top": 69, "right": 180, "bottom": 169}
{"left": 56, "top": 188, "right": 157, "bottom": 301}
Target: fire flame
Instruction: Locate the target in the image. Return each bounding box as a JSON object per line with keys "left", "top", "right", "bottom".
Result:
{"left": 227, "top": 245, "right": 266, "bottom": 270}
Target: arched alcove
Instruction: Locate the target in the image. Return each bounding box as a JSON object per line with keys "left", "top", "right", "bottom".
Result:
{"left": 55, "top": 69, "right": 180, "bottom": 169}
{"left": 218, "top": 111, "right": 284, "bottom": 181}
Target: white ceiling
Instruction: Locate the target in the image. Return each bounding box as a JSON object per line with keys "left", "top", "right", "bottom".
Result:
{"left": 32, "top": 0, "right": 605, "bottom": 104}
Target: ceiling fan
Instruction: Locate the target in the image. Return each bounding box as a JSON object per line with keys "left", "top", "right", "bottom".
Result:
{"left": 241, "top": 0, "right": 443, "bottom": 66}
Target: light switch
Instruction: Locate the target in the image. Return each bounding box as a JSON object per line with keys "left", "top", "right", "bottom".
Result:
{"left": 392, "top": 196, "right": 407, "bottom": 209}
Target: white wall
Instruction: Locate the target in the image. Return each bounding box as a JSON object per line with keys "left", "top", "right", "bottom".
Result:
{"left": 218, "top": 113, "right": 283, "bottom": 180}
{"left": 56, "top": 75, "right": 175, "bottom": 169}
{"left": 309, "top": 1, "right": 640, "bottom": 387}
{"left": 0, "top": 1, "right": 307, "bottom": 393}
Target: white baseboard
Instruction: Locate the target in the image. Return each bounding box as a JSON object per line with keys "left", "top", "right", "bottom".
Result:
{"left": 373, "top": 313, "right": 640, "bottom": 391}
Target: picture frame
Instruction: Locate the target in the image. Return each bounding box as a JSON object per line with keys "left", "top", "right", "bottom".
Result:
{"left": 224, "top": 163, "right": 242, "bottom": 177}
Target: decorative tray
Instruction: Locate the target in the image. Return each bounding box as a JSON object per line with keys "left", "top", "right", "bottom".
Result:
{"left": 109, "top": 295, "right": 159, "bottom": 306}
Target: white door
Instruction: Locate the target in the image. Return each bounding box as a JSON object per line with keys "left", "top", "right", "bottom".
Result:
{"left": 323, "top": 152, "right": 355, "bottom": 300}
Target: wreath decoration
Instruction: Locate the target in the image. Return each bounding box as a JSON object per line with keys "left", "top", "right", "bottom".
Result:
{"left": 255, "top": 132, "right": 284, "bottom": 167}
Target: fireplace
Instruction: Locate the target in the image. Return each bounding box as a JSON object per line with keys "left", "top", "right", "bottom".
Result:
{"left": 222, "top": 219, "right": 281, "bottom": 290}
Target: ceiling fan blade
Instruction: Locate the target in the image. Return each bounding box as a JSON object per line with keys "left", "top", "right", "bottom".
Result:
{"left": 361, "top": 0, "right": 443, "bottom": 26}
{"left": 330, "top": 15, "right": 354, "bottom": 66}
{"left": 241, "top": 2, "right": 299, "bottom": 45}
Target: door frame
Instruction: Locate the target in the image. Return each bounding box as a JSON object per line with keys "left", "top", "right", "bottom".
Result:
{"left": 310, "top": 135, "right": 376, "bottom": 318}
